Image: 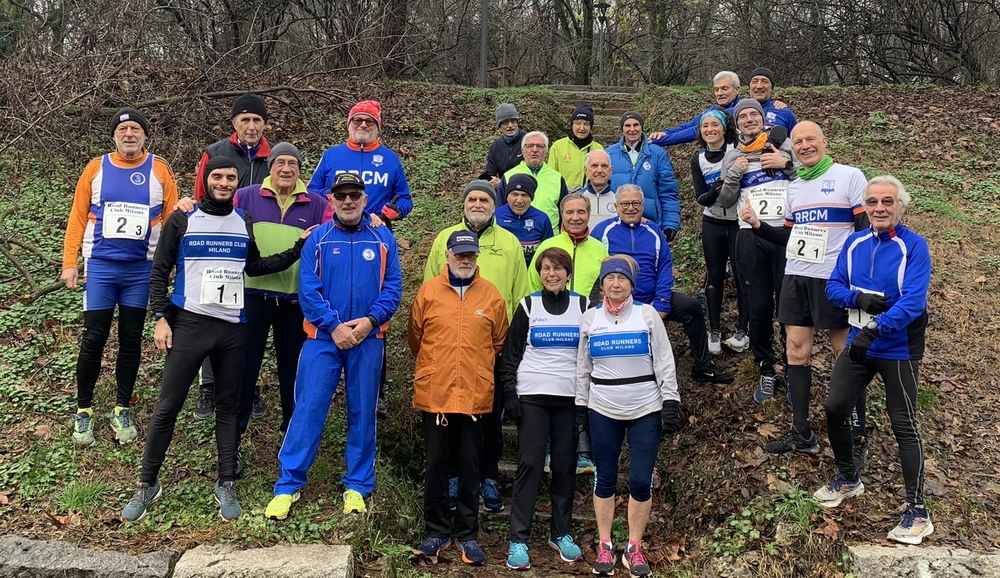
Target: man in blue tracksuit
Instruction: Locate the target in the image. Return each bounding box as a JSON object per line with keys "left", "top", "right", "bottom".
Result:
{"left": 494, "top": 173, "right": 554, "bottom": 267}
{"left": 746, "top": 67, "right": 796, "bottom": 132}
{"left": 604, "top": 111, "right": 681, "bottom": 241}
{"left": 813, "top": 175, "right": 933, "bottom": 545}
{"left": 266, "top": 172, "right": 403, "bottom": 519}
{"left": 649, "top": 71, "right": 744, "bottom": 147}
{"left": 592, "top": 184, "right": 733, "bottom": 385}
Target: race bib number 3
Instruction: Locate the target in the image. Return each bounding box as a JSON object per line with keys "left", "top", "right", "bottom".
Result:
{"left": 747, "top": 187, "right": 786, "bottom": 219}
{"left": 847, "top": 286, "right": 884, "bottom": 328}
{"left": 102, "top": 202, "right": 149, "bottom": 240}
{"left": 786, "top": 225, "right": 828, "bottom": 264}
{"left": 200, "top": 268, "right": 245, "bottom": 309}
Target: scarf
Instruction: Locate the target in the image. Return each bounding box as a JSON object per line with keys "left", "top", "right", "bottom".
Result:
{"left": 738, "top": 132, "right": 768, "bottom": 153}
{"left": 797, "top": 156, "right": 834, "bottom": 180}
{"left": 570, "top": 134, "right": 593, "bottom": 149}
{"left": 502, "top": 129, "right": 522, "bottom": 144}
{"left": 604, "top": 295, "right": 632, "bottom": 317}
{"left": 562, "top": 225, "right": 590, "bottom": 244}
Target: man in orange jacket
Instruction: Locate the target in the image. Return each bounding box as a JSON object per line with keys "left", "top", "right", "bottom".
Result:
{"left": 409, "top": 230, "right": 509, "bottom": 567}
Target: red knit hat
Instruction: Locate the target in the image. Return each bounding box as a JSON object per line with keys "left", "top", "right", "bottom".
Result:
{"left": 348, "top": 100, "right": 382, "bottom": 128}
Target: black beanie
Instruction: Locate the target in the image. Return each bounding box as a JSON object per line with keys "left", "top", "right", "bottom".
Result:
{"left": 620, "top": 111, "right": 644, "bottom": 130}
{"left": 231, "top": 93, "right": 268, "bottom": 121}
{"left": 750, "top": 67, "right": 775, "bottom": 87}
{"left": 110, "top": 108, "right": 149, "bottom": 136}
{"left": 203, "top": 156, "right": 239, "bottom": 197}
{"left": 506, "top": 174, "right": 538, "bottom": 200}
{"left": 571, "top": 104, "right": 594, "bottom": 126}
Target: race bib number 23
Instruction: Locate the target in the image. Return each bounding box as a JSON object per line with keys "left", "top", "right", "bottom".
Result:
{"left": 102, "top": 202, "right": 149, "bottom": 240}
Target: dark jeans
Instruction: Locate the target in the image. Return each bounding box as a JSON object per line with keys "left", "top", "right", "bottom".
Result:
{"left": 509, "top": 399, "right": 576, "bottom": 542}
{"left": 735, "top": 229, "right": 786, "bottom": 373}
{"left": 423, "top": 411, "right": 485, "bottom": 541}
{"left": 702, "top": 218, "right": 748, "bottom": 333}
{"left": 237, "top": 294, "right": 306, "bottom": 433}
{"left": 589, "top": 409, "right": 661, "bottom": 501}
{"left": 141, "top": 309, "right": 245, "bottom": 485}
{"left": 825, "top": 353, "right": 925, "bottom": 505}
{"left": 76, "top": 306, "right": 146, "bottom": 408}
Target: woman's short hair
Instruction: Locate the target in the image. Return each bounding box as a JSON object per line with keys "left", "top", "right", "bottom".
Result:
{"left": 534, "top": 247, "right": 574, "bottom": 276}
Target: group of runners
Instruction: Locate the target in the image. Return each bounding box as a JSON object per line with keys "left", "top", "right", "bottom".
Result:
{"left": 59, "top": 67, "right": 933, "bottom": 577}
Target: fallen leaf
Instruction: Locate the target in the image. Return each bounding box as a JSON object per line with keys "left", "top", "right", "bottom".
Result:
{"left": 0, "top": 490, "right": 10, "bottom": 505}
{"left": 33, "top": 424, "right": 52, "bottom": 438}
{"left": 976, "top": 275, "right": 987, "bottom": 283}
{"left": 398, "top": 239, "right": 411, "bottom": 249}
{"left": 757, "top": 423, "right": 779, "bottom": 438}
{"left": 813, "top": 516, "right": 841, "bottom": 540}
{"left": 45, "top": 511, "right": 81, "bottom": 527}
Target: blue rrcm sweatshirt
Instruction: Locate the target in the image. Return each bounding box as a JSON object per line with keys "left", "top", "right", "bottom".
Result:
{"left": 591, "top": 218, "right": 674, "bottom": 314}
{"left": 306, "top": 141, "right": 413, "bottom": 219}
{"left": 826, "top": 223, "right": 931, "bottom": 360}
{"left": 494, "top": 203, "right": 555, "bottom": 267}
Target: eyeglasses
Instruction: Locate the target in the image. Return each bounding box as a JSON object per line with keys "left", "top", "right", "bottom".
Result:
{"left": 272, "top": 159, "right": 299, "bottom": 169}
{"left": 332, "top": 191, "right": 363, "bottom": 201}
{"left": 350, "top": 117, "right": 376, "bottom": 127}
{"left": 523, "top": 143, "right": 546, "bottom": 149}
{"left": 865, "top": 197, "right": 896, "bottom": 207}
{"left": 453, "top": 253, "right": 479, "bottom": 262}
{"left": 617, "top": 200, "right": 644, "bottom": 208}
{"left": 500, "top": 119, "right": 518, "bottom": 126}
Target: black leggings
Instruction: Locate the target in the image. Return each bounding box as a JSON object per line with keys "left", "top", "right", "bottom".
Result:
{"left": 825, "top": 353, "right": 925, "bottom": 505}
{"left": 735, "top": 229, "right": 786, "bottom": 373}
{"left": 701, "top": 218, "right": 747, "bottom": 333}
{"left": 76, "top": 306, "right": 146, "bottom": 409}
{"left": 141, "top": 309, "right": 246, "bottom": 485}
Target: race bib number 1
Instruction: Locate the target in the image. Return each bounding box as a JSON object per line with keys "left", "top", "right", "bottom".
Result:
{"left": 200, "top": 268, "right": 244, "bottom": 309}
{"left": 786, "top": 225, "right": 828, "bottom": 264}
{"left": 847, "top": 286, "right": 884, "bottom": 328}
{"left": 102, "top": 202, "right": 149, "bottom": 240}
{"left": 747, "top": 187, "right": 786, "bottom": 219}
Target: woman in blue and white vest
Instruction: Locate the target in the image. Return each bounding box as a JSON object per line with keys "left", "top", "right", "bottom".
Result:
{"left": 499, "top": 247, "right": 587, "bottom": 570}
{"left": 576, "top": 255, "right": 679, "bottom": 578}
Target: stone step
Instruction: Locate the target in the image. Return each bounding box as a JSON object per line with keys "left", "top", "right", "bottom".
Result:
{"left": 547, "top": 84, "right": 640, "bottom": 94}
{"left": 172, "top": 544, "right": 353, "bottom": 578}
{"left": 848, "top": 545, "right": 1000, "bottom": 578}
{"left": 0, "top": 537, "right": 175, "bottom": 578}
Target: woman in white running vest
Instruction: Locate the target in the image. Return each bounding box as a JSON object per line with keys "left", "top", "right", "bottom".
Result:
{"left": 576, "top": 255, "right": 679, "bottom": 578}
{"left": 499, "top": 247, "right": 587, "bottom": 570}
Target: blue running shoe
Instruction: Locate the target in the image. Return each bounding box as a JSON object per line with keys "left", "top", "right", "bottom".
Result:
{"left": 506, "top": 541, "right": 530, "bottom": 570}
{"left": 458, "top": 539, "right": 486, "bottom": 565}
{"left": 480, "top": 478, "right": 504, "bottom": 513}
{"left": 548, "top": 535, "right": 583, "bottom": 562}
{"left": 413, "top": 535, "right": 452, "bottom": 557}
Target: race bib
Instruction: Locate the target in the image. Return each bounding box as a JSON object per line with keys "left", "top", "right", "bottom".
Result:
{"left": 102, "top": 202, "right": 149, "bottom": 240}
{"left": 847, "top": 285, "right": 884, "bottom": 328}
{"left": 786, "top": 225, "right": 828, "bottom": 264}
{"left": 200, "top": 267, "right": 245, "bottom": 309}
{"left": 747, "top": 187, "right": 785, "bottom": 219}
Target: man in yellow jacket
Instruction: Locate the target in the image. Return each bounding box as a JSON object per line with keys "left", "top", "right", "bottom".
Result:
{"left": 410, "top": 230, "right": 509, "bottom": 566}
{"left": 548, "top": 105, "right": 603, "bottom": 190}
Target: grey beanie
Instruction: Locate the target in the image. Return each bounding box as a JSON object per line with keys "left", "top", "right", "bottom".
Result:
{"left": 463, "top": 179, "right": 497, "bottom": 203}
{"left": 495, "top": 103, "right": 520, "bottom": 125}
{"left": 733, "top": 99, "right": 764, "bottom": 119}
{"left": 267, "top": 142, "right": 303, "bottom": 168}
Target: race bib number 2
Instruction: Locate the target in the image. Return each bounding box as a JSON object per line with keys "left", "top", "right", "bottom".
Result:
{"left": 200, "top": 268, "right": 244, "bottom": 309}
{"left": 786, "top": 225, "right": 828, "bottom": 264}
{"left": 102, "top": 202, "right": 149, "bottom": 240}
{"left": 747, "top": 187, "right": 786, "bottom": 219}
{"left": 847, "top": 286, "right": 884, "bottom": 328}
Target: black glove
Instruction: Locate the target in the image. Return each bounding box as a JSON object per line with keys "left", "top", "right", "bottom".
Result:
{"left": 663, "top": 228, "right": 677, "bottom": 243}
{"left": 848, "top": 327, "right": 878, "bottom": 363}
{"left": 697, "top": 180, "right": 723, "bottom": 207}
{"left": 855, "top": 293, "right": 890, "bottom": 315}
{"left": 660, "top": 400, "right": 680, "bottom": 435}
{"left": 575, "top": 406, "right": 588, "bottom": 431}
{"left": 380, "top": 195, "right": 402, "bottom": 221}
{"left": 504, "top": 389, "right": 521, "bottom": 424}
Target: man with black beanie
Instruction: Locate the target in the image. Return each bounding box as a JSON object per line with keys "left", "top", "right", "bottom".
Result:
{"left": 121, "top": 156, "right": 311, "bottom": 524}
{"left": 548, "top": 104, "right": 603, "bottom": 189}
{"left": 191, "top": 92, "right": 272, "bottom": 421}
{"left": 748, "top": 67, "right": 797, "bottom": 132}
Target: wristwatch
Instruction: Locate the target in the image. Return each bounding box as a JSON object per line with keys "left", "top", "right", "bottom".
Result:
{"left": 864, "top": 319, "right": 878, "bottom": 334}
{"left": 367, "top": 314, "right": 379, "bottom": 328}
{"left": 153, "top": 312, "right": 166, "bottom": 321}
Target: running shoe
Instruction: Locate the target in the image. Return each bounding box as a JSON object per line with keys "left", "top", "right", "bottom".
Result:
{"left": 480, "top": 478, "right": 504, "bottom": 512}
{"left": 888, "top": 505, "right": 934, "bottom": 545}
{"left": 764, "top": 429, "right": 820, "bottom": 456}
{"left": 813, "top": 472, "right": 864, "bottom": 507}
{"left": 593, "top": 541, "right": 615, "bottom": 576}
{"left": 506, "top": 541, "right": 530, "bottom": 570}
{"left": 376, "top": 397, "right": 388, "bottom": 418}
{"left": 548, "top": 535, "right": 583, "bottom": 562}
{"left": 251, "top": 386, "right": 266, "bottom": 419}
{"left": 448, "top": 477, "right": 458, "bottom": 511}
{"left": 413, "top": 536, "right": 452, "bottom": 558}
{"left": 122, "top": 481, "right": 162, "bottom": 522}
{"left": 264, "top": 492, "right": 300, "bottom": 520}
{"left": 109, "top": 406, "right": 138, "bottom": 444}
{"left": 692, "top": 361, "right": 734, "bottom": 384}
{"left": 344, "top": 489, "right": 367, "bottom": 514}
{"left": 622, "top": 542, "right": 650, "bottom": 576}
{"left": 723, "top": 330, "right": 749, "bottom": 353}
{"left": 214, "top": 481, "right": 242, "bottom": 521}
{"left": 576, "top": 454, "right": 596, "bottom": 475}
{"left": 754, "top": 374, "right": 777, "bottom": 403}
{"left": 72, "top": 409, "right": 95, "bottom": 446}
{"left": 458, "top": 539, "right": 486, "bottom": 565}
{"left": 708, "top": 330, "right": 722, "bottom": 355}
{"left": 194, "top": 387, "right": 214, "bottom": 420}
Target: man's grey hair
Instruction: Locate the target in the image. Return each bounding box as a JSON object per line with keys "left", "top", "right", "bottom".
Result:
{"left": 713, "top": 70, "right": 740, "bottom": 88}
{"left": 560, "top": 192, "right": 591, "bottom": 214}
{"left": 585, "top": 149, "right": 611, "bottom": 166}
{"left": 522, "top": 131, "right": 549, "bottom": 149}
{"left": 614, "top": 184, "right": 643, "bottom": 202}
{"left": 866, "top": 175, "right": 911, "bottom": 209}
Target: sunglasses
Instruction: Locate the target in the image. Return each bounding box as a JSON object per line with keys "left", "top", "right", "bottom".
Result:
{"left": 350, "top": 117, "right": 377, "bottom": 127}
{"left": 332, "top": 191, "right": 363, "bottom": 201}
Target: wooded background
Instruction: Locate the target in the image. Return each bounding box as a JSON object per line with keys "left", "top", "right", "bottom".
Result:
{"left": 1, "top": 0, "right": 998, "bottom": 87}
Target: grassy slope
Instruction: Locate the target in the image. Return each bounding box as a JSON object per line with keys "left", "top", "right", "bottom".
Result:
{"left": 1, "top": 82, "right": 999, "bottom": 577}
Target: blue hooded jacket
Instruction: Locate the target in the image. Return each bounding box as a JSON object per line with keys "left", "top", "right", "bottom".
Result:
{"left": 604, "top": 137, "right": 680, "bottom": 232}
